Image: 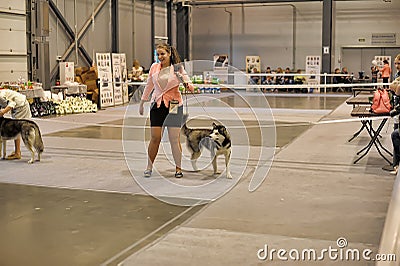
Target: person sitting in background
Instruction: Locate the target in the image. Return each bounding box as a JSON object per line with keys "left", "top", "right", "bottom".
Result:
{"left": 332, "top": 68, "right": 342, "bottom": 84}
{"left": 275, "top": 67, "right": 284, "bottom": 86}
{"left": 250, "top": 67, "right": 261, "bottom": 85}
{"left": 131, "top": 59, "right": 144, "bottom": 81}
{"left": 341, "top": 67, "right": 353, "bottom": 84}
{"left": 261, "top": 67, "right": 274, "bottom": 92}
{"left": 294, "top": 69, "right": 306, "bottom": 93}
{"left": 284, "top": 67, "right": 294, "bottom": 85}
{"left": 332, "top": 68, "right": 343, "bottom": 92}
{"left": 128, "top": 59, "right": 144, "bottom": 99}
{"left": 388, "top": 53, "right": 400, "bottom": 174}
{"left": 340, "top": 67, "right": 353, "bottom": 92}
{"left": 390, "top": 54, "right": 400, "bottom": 130}
{"left": 390, "top": 78, "right": 400, "bottom": 174}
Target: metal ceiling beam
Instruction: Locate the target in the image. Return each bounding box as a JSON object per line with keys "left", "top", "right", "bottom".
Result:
{"left": 184, "top": 0, "right": 321, "bottom": 6}
{"left": 48, "top": 0, "right": 74, "bottom": 39}
{"left": 49, "top": 0, "right": 108, "bottom": 82}
{"left": 49, "top": 0, "right": 91, "bottom": 63}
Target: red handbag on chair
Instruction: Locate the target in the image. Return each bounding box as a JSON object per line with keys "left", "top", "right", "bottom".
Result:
{"left": 371, "top": 89, "right": 392, "bottom": 114}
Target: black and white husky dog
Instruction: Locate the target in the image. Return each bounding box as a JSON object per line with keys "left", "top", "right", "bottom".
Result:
{"left": 182, "top": 122, "right": 232, "bottom": 178}
{"left": 0, "top": 117, "right": 44, "bottom": 163}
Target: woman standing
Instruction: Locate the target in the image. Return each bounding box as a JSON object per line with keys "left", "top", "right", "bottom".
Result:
{"left": 380, "top": 59, "right": 392, "bottom": 88}
{"left": 139, "top": 43, "right": 193, "bottom": 178}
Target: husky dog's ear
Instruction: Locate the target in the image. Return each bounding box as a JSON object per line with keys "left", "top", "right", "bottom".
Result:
{"left": 212, "top": 122, "right": 217, "bottom": 127}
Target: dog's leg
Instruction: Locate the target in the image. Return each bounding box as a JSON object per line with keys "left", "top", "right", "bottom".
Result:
{"left": 225, "top": 150, "right": 232, "bottom": 179}
{"left": 1, "top": 139, "right": 5, "bottom": 160}
{"left": 212, "top": 155, "right": 221, "bottom": 175}
{"left": 190, "top": 151, "right": 201, "bottom": 172}
{"left": 26, "top": 143, "right": 35, "bottom": 164}
{"left": 23, "top": 129, "right": 36, "bottom": 164}
{"left": 211, "top": 149, "right": 220, "bottom": 175}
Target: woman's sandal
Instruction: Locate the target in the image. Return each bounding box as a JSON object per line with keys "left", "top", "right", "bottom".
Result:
{"left": 175, "top": 171, "right": 183, "bottom": 178}
{"left": 143, "top": 169, "right": 152, "bottom": 178}
{"left": 6, "top": 153, "right": 21, "bottom": 160}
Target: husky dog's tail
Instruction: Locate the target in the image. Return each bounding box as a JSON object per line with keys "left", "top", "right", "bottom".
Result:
{"left": 181, "top": 122, "right": 191, "bottom": 136}
{"left": 32, "top": 122, "right": 44, "bottom": 153}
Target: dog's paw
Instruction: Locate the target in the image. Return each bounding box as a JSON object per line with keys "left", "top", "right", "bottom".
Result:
{"left": 1, "top": 157, "right": 5, "bottom": 160}
{"left": 226, "top": 172, "right": 233, "bottom": 179}
{"left": 213, "top": 171, "right": 221, "bottom": 175}
{"left": 27, "top": 159, "right": 34, "bottom": 164}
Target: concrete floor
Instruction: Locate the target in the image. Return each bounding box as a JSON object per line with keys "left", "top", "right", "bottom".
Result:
{"left": 0, "top": 92, "right": 395, "bottom": 265}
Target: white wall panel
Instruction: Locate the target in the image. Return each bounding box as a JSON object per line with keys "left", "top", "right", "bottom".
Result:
{"left": 192, "top": 4, "right": 315, "bottom": 71}
{"left": 0, "top": 2, "right": 26, "bottom": 81}
{"left": 0, "top": 13, "right": 27, "bottom": 54}
{"left": 0, "top": 56, "right": 28, "bottom": 81}
{"left": 0, "top": 0, "right": 25, "bottom": 15}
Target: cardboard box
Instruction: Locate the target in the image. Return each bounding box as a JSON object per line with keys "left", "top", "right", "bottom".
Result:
{"left": 90, "top": 66, "right": 98, "bottom": 78}
{"left": 75, "top": 76, "right": 83, "bottom": 84}
{"left": 75, "top": 66, "right": 90, "bottom": 77}
{"left": 81, "top": 70, "right": 98, "bottom": 83}
{"left": 84, "top": 79, "right": 98, "bottom": 91}
{"left": 91, "top": 89, "right": 99, "bottom": 104}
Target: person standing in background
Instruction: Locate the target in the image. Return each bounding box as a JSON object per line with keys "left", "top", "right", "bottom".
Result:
{"left": 371, "top": 65, "right": 379, "bottom": 85}
{"left": 388, "top": 54, "right": 400, "bottom": 174}
{"left": 380, "top": 59, "right": 391, "bottom": 88}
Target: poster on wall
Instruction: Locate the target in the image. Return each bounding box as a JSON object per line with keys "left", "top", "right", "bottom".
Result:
{"left": 112, "top": 53, "right": 123, "bottom": 106}
{"left": 305, "top": 55, "right": 321, "bottom": 92}
{"left": 213, "top": 54, "right": 229, "bottom": 83}
{"left": 213, "top": 54, "right": 229, "bottom": 69}
{"left": 59, "top": 62, "right": 74, "bottom": 84}
{"left": 96, "top": 53, "right": 114, "bottom": 107}
{"left": 120, "top": 54, "right": 129, "bottom": 104}
{"left": 245, "top": 56, "right": 261, "bottom": 74}
{"left": 374, "top": 55, "right": 391, "bottom": 68}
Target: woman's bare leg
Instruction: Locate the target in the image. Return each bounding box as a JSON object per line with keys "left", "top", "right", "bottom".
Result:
{"left": 168, "top": 127, "right": 182, "bottom": 172}
{"left": 146, "top": 127, "right": 163, "bottom": 170}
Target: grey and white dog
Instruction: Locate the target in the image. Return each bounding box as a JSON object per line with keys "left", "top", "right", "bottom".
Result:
{"left": 182, "top": 122, "right": 232, "bottom": 178}
{"left": 0, "top": 117, "right": 44, "bottom": 163}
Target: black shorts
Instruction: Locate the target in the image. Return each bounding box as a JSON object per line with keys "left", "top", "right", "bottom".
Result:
{"left": 150, "top": 101, "right": 183, "bottom": 127}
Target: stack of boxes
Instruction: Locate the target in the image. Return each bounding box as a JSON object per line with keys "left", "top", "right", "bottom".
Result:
{"left": 75, "top": 66, "right": 99, "bottom": 104}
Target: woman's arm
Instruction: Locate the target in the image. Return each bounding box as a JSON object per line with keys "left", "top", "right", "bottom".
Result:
{"left": 139, "top": 64, "right": 157, "bottom": 115}
{"left": 141, "top": 64, "right": 157, "bottom": 101}
{"left": 178, "top": 67, "right": 194, "bottom": 92}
